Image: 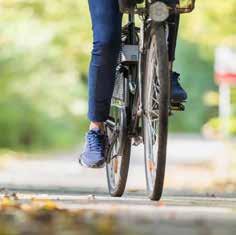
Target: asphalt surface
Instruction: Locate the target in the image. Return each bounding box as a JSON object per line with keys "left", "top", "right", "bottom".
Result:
{"left": 1, "top": 190, "right": 236, "bottom": 235}
{"left": 0, "top": 134, "right": 231, "bottom": 191}
{"left": 0, "top": 134, "right": 236, "bottom": 234}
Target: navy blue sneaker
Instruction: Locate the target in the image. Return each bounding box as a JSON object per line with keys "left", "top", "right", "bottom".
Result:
{"left": 171, "top": 72, "right": 187, "bottom": 102}
{"left": 79, "top": 128, "right": 107, "bottom": 168}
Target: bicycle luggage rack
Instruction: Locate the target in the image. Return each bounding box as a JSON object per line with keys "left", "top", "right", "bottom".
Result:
{"left": 119, "top": 0, "right": 196, "bottom": 15}
{"left": 171, "top": 0, "right": 196, "bottom": 14}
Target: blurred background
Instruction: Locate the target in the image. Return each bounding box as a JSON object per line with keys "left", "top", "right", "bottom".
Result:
{"left": 0, "top": 0, "right": 235, "bottom": 195}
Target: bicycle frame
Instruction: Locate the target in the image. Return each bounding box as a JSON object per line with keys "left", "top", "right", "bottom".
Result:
{"left": 105, "top": 0, "right": 196, "bottom": 200}
{"left": 123, "top": 0, "right": 196, "bottom": 139}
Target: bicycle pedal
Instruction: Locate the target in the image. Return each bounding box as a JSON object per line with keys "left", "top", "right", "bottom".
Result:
{"left": 170, "top": 102, "right": 185, "bottom": 111}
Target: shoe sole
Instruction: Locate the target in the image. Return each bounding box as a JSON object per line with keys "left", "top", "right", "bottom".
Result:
{"left": 79, "top": 158, "right": 105, "bottom": 169}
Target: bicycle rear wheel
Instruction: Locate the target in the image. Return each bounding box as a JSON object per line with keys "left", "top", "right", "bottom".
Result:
{"left": 142, "top": 23, "right": 170, "bottom": 201}
{"left": 106, "top": 69, "right": 131, "bottom": 197}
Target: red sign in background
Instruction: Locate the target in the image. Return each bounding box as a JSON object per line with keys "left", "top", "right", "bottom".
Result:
{"left": 215, "top": 73, "right": 236, "bottom": 85}
{"left": 215, "top": 47, "right": 236, "bottom": 85}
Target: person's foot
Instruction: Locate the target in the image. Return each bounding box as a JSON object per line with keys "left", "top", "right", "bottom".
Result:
{"left": 171, "top": 72, "right": 187, "bottom": 103}
{"left": 79, "top": 128, "right": 107, "bottom": 168}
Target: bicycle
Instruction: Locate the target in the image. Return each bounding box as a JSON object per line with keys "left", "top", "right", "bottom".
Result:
{"left": 105, "top": 0, "right": 196, "bottom": 201}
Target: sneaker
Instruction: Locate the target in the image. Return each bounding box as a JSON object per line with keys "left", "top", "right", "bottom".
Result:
{"left": 79, "top": 128, "right": 107, "bottom": 168}
{"left": 171, "top": 72, "right": 187, "bottom": 102}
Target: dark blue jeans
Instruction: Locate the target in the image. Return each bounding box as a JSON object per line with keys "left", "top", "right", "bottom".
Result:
{"left": 88, "top": 0, "right": 122, "bottom": 122}
{"left": 87, "top": 0, "right": 179, "bottom": 122}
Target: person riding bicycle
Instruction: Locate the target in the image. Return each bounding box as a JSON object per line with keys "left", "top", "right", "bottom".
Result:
{"left": 79, "top": 0, "right": 187, "bottom": 168}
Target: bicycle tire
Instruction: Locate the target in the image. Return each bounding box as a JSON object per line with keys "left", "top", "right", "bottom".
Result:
{"left": 106, "top": 75, "right": 131, "bottom": 197}
{"left": 142, "top": 23, "right": 170, "bottom": 201}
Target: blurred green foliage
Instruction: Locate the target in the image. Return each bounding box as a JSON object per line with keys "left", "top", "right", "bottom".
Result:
{"left": 170, "top": 0, "right": 236, "bottom": 132}
{"left": 204, "top": 117, "right": 236, "bottom": 136}
{"left": 203, "top": 88, "right": 236, "bottom": 136}
{"left": 0, "top": 0, "right": 90, "bottom": 151}
{"left": 0, "top": 0, "right": 235, "bottom": 151}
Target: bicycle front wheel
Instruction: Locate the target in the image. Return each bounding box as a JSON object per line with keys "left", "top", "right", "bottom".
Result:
{"left": 142, "top": 23, "right": 170, "bottom": 201}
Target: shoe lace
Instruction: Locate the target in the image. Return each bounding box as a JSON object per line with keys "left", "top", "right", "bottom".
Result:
{"left": 87, "top": 130, "right": 105, "bottom": 152}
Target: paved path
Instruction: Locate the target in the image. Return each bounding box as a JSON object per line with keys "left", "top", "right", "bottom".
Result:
{"left": 0, "top": 134, "right": 236, "bottom": 234}
{"left": 0, "top": 134, "right": 230, "bottom": 190}
{"left": 1, "top": 190, "right": 236, "bottom": 235}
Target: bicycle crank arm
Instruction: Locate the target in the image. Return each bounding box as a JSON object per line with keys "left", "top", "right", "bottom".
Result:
{"left": 105, "top": 118, "right": 116, "bottom": 129}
